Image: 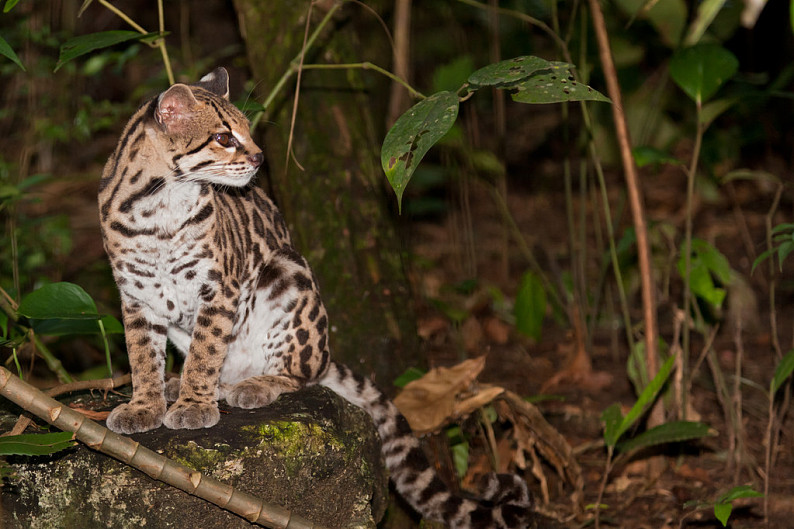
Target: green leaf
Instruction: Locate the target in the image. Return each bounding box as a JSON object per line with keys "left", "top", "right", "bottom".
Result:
{"left": 771, "top": 350, "right": 794, "bottom": 395}
{"left": 381, "top": 91, "right": 459, "bottom": 212}
{"left": 771, "top": 223, "right": 794, "bottom": 235}
{"left": 0, "top": 432, "right": 76, "bottom": 456}
{"left": 0, "top": 34, "right": 25, "bottom": 71}
{"left": 678, "top": 239, "right": 732, "bottom": 308}
{"left": 30, "top": 313, "right": 123, "bottom": 337}
{"left": 684, "top": 0, "right": 729, "bottom": 46}
{"left": 467, "top": 56, "right": 570, "bottom": 89}
{"left": 510, "top": 69, "right": 611, "bottom": 104}
{"left": 602, "top": 403, "right": 624, "bottom": 447}
{"left": 450, "top": 441, "right": 469, "bottom": 478}
{"left": 669, "top": 44, "right": 739, "bottom": 104}
{"left": 751, "top": 247, "right": 777, "bottom": 274}
{"left": 716, "top": 485, "right": 764, "bottom": 504}
{"left": 18, "top": 282, "right": 99, "bottom": 320}
{"left": 616, "top": 421, "right": 711, "bottom": 453}
{"left": 514, "top": 271, "right": 547, "bottom": 340}
{"left": 632, "top": 146, "right": 679, "bottom": 168}
{"left": 616, "top": 355, "right": 676, "bottom": 442}
{"left": 393, "top": 367, "right": 426, "bottom": 388}
{"left": 3, "top": 0, "right": 21, "bottom": 13}
{"left": 714, "top": 501, "right": 732, "bottom": 526}
{"left": 55, "top": 31, "right": 159, "bottom": 72}
{"left": 778, "top": 240, "right": 794, "bottom": 270}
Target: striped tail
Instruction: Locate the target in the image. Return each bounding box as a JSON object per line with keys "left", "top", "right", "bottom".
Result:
{"left": 318, "top": 361, "right": 533, "bottom": 529}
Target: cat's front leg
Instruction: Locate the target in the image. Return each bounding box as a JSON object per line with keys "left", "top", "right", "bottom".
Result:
{"left": 106, "top": 302, "right": 169, "bottom": 434}
{"left": 163, "top": 303, "right": 234, "bottom": 429}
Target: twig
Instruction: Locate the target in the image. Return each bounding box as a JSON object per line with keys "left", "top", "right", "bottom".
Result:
{"left": 387, "top": 0, "right": 412, "bottom": 126}
{"left": 0, "top": 367, "right": 326, "bottom": 529}
{"left": 587, "top": 0, "right": 658, "bottom": 388}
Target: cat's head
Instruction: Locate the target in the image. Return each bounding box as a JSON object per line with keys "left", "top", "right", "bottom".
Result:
{"left": 152, "top": 68, "right": 263, "bottom": 187}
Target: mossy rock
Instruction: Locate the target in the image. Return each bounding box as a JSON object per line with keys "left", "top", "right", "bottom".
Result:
{"left": 1, "top": 386, "right": 388, "bottom": 529}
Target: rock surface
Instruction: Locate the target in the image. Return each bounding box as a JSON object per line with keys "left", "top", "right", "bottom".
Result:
{"left": 1, "top": 386, "right": 389, "bottom": 529}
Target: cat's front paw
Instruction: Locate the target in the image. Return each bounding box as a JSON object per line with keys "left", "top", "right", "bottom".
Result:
{"left": 162, "top": 400, "right": 219, "bottom": 430}
{"left": 106, "top": 402, "right": 166, "bottom": 434}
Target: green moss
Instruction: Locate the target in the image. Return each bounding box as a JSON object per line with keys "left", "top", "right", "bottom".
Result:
{"left": 168, "top": 441, "right": 233, "bottom": 472}
{"left": 243, "top": 420, "right": 342, "bottom": 457}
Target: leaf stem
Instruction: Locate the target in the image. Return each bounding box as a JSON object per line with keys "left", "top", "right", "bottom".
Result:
{"left": 97, "top": 0, "right": 147, "bottom": 34}
{"left": 31, "top": 332, "right": 73, "bottom": 384}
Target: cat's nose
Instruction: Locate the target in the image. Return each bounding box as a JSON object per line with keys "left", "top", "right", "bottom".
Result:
{"left": 247, "top": 152, "right": 264, "bottom": 168}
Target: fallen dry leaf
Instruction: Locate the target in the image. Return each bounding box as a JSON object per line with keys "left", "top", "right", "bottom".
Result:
{"left": 394, "top": 357, "right": 490, "bottom": 433}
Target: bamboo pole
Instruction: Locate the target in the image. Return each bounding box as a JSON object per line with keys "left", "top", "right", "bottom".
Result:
{"left": 0, "top": 367, "right": 326, "bottom": 529}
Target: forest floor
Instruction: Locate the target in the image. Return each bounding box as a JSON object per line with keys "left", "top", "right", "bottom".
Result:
{"left": 407, "top": 165, "right": 794, "bottom": 528}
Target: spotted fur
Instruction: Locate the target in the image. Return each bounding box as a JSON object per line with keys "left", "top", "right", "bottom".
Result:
{"left": 99, "top": 68, "right": 533, "bottom": 528}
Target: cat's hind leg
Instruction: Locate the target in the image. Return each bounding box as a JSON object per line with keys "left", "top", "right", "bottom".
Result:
{"left": 224, "top": 375, "right": 304, "bottom": 409}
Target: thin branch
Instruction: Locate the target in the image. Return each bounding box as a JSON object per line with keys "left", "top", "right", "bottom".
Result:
{"left": 587, "top": 0, "right": 658, "bottom": 385}
{"left": 0, "top": 367, "right": 327, "bottom": 529}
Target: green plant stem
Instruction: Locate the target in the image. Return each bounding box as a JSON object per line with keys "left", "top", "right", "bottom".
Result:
{"left": 681, "top": 105, "right": 705, "bottom": 420}
{"left": 302, "top": 62, "right": 425, "bottom": 99}
{"left": 31, "top": 333, "right": 73, "bottom": 384}
{"left": 98, "top": 0, "right": 174, "bottom": 85}
{"left": 156, "top": 0, "right": 175, "bottom": 85}
{"left": 97, "top": 319, "right": 113, "bottom": 378}
{"left": 594, "top": 445, "right": 614, "bottom": 529}
{"left": 250, "top": 1, "right": 346, "bottom": 131}
{"left": 456, "top": 0, "right": 567, "bottom": 56}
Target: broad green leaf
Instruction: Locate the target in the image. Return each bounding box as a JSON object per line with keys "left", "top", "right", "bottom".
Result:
{"left": 511, "top": 69, "right": 611, "bottom": 104}
{"left": 381, "top": 91, "right": 459, "bottom": 212}
{"left": 18, "top": 282, "right": 98, "bottom": 320}
{"left": 684, "top": 0, "right": 728, "bottom": 46}
{"left": 55, "top": 31, "right": 159, "bottom": 72}
{"left": 0, "top": 34, "right": 25, "bottom": 71}
{"left": 692, "top": 239, "right": 732, "bottom": 284}
{"left": 616, "top": 421, "right": 711, "bottom": 453}
{"left": 3, "top": 0, "right": 21, "bottom": 13}
{"left": 714, "top": 501, "right": 732, "bottom": 526}
{"left": 669, "top": 44, "right": 738, "bottom": 104}
{"left": 771, "top": 350, "right": 794, "bottom": 395}
{"left": 393, "top": 367, "right": 426, "bottom": 388}
{"left": 771, "top": 223, "right": 794, "bottom": 235}
{"left": 601, "top": 403, "right": 624, "bottom": 447}
{"left": 632, "top": 146, "right": 679, "bottom": 168}
{"left": 514, "top": 271, "right": 547, "bottom": 340}
{"left": 716, "top": 485, "right": 764, "bottom": 504}
{"left": 0, "top": 432, "right": 76, "bottom": 456}
{"left": 31, "top": 313, "right": 123, "bottom": 337}
{"left": 616, "top": 355, "right": 676, "bottom": 442}
{"left": 467, "top": 56, "right": 570, "bottom": 89}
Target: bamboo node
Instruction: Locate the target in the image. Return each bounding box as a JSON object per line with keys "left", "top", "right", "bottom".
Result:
{"left": 49, "top": 405, "right": 62, "bottom": 422}
{"left": 189, "top": 471, "right": 201, "bottom": 489}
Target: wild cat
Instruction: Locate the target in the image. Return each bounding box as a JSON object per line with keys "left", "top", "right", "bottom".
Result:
{"left": 98, "top": 67, "right": 532, "bottom": 528}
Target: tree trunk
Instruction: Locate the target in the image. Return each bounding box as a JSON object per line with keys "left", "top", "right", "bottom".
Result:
{"left": 231, "top": 1, "right": 419, "bottom": 388}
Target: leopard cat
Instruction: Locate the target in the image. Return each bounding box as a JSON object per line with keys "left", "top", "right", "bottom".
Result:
{"left": 98, "top": 67, "right": 533, "bottom": 529}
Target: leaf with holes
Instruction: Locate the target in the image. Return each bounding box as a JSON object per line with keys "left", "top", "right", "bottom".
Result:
{"left": 669, "top": 43, "right": 738, "bottom": 104}
{"left": 511, "top": 69, "right": 611, "bottom": 104}
{"left": 467, "top": 55, "right": 571, "bottom": 89}
{"left": 382, "top": 91, "right": 459, "bottom": 212}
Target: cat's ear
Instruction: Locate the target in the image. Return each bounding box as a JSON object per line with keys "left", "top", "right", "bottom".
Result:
{"left": 155, "top": 84, "right": 198, "bottom": 134}
{"left": 196, "top": 67, "right": 230, "bottom": 100}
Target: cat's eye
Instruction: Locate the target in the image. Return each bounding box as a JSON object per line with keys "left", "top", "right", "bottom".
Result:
{"left": 213, "top": 132, "right": 239, "bottom": 148}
